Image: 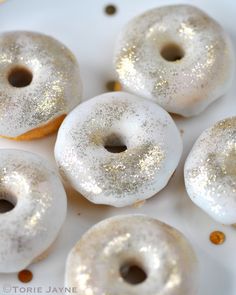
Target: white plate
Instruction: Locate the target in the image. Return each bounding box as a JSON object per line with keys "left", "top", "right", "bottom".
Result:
{"left": 0, "top": 0, "right": 235, "bottom": 294}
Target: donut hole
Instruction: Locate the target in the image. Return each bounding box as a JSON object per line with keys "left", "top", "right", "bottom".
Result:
{"left": 8, "top": 66, "right": 33, "bottom": 88}
{"left": 120, "top": 262, "right": 147, "bottom": 285}
{"left": 0, "top": 192, "right": 17, "bottom": 213}
{"left": 161, "top": 43, "right": 185, "bottom": 62}
{"left": 104, "top": 133, "right": 127, "bottom": 153}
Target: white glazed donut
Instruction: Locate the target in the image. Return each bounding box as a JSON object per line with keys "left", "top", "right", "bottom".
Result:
{"left": 65, "top": 215, "right": 198, "bottom": 295}
{"left": 114, "top": 4, "right": 234, "bottom": 117}
{"left": 0, "top": 31, "right": 82, "bottom": 140}
{"left": 54, "top": 91, "right": 182, "bottom": 207}
{"left": 0, "top": 149, "right": 67, "bottom": 273}
{"left": 184, "top": 117, "right": 236, "bottom": 224}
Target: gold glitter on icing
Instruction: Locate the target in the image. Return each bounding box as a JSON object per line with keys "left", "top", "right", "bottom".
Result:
{"left": 55, "top": 92, "right": 182, "bottom": 206}
{"left": 185, "top": 117, "right": 236, "bottom": 221}
{"left": 178, "top": 22, "right": 196, "bottom": 39}
{"left": 104, "top": 233, "right": 131, "bottom": 256}
{"left": 61, "top": 100, "right": 165, "bottom": 199}
{"left": 154, "top": 78, "right": 169, "bottom": 95}
{"left": 0, "top": 150, "right": 67, "bottom": 272}
{"left": 101, "top": 144, "right": 165, "bottom": 196}
{"left": 115, "top": 44, "right": 143, "bottom": 92}
{"left": 0, "top": 31, "right": 81, "bottom": 138}
{"left": 223, "top": 147, "right": 236, "bottom": 176}
{"left": 65, "top": 215, "right": 198, "bottom": 294}
{"left": 212, "top": 116, "right": 236, "bottom": 133}
{"left": 114, "top": 5, "right": 234, "bottom": 116}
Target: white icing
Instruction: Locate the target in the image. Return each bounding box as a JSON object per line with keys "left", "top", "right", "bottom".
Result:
{"left": 0, "top": 149, "right": 67, "bottom": 272}
{"left": 0, "top": 31, "right": 82, "bottom": 137}
{"left": 65, "top": 215, "right": 198, "bottom": 295}
{"left": 184, "top": 117, "right": 236, "bottom": 224}
{"left": 114, "top": 5, "right": 234, "bottom": 117}
{"left": 55, "top": 92, "right": 182, "bottom": 207}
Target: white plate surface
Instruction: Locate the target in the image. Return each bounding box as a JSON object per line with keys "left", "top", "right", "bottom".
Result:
{"left": 0, "top": 0, "right": 235, "bottom": 294}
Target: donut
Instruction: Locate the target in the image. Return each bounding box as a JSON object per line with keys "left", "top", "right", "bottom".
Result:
{"left": 0, "top": 149, "right": 67, "bottom": 272}
{"left": 114, "top": 4, "right": 234, "bottom": 117}
{"left": 184, "top": 117, "right": 236, "bottom": 224}
{"left": 65, "top": 215, "right": 198, "bottom": 294}
{"left": 54, "top": 92, "right": 182, "bottom": 207}
{"left": 0, "top": 31, "right": 82, "bottom": 140}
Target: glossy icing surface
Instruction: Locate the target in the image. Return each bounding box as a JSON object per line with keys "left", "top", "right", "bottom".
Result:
{"left": 114, "top": 5, "right": 234, "bottom": 116}
{"left": 0, "top": 31, "right": 82, "bottom": 137}
{"left": 55, "top": 92, "right": 182, "bottom": 207}
{"left": 184, "top": 117, "right": 236, "bottom": 224}
{"left": 65, "top": 215, "right": 198, "bottom": 295}
{"left": 0, "top": 149, "right": 67, "bottom": 272}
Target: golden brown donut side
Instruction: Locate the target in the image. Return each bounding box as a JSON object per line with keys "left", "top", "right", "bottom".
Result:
{"left": 0, "top": 114, "right": 66, "bottom": 141}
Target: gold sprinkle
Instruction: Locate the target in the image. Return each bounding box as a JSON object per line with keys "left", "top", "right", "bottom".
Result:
{"left": 106, "top": 80, "right": 122, "bottom": 91}
{"left": 104, "top": 4, "right": 117, "bottom": 15}
{"left": 18, "top": 269, "right": 33, "bottom": 283}
{"left": 209, "top": 231, "right": 225, "bottom": 245}
{"left": 132, "top": 200, "right": 146, "bottom": 208}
